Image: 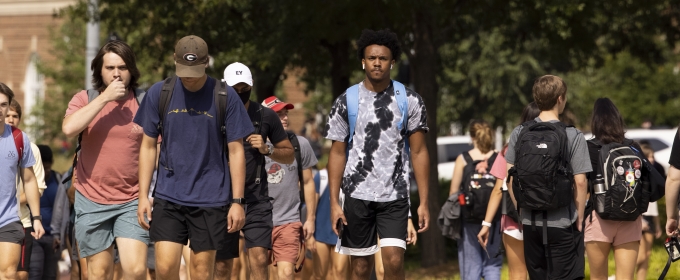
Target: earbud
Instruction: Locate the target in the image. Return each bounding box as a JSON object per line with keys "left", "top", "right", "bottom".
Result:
{"left": 390, "top": 64, "right": 393, "bottom": 70}
{"left": 362, "top": 64, "right": 365, "bottom": 70}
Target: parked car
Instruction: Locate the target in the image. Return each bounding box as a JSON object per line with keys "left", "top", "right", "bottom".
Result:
{"left": 583, "top": 128, "right": 677, "bottom": 172}
{"left": 436, "top": 136, "right": 473, "bottom": 180}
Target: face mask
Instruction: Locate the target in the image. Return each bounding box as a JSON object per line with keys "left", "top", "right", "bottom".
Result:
{"left": 238, "top": 89, "right": 252, "bottom": 104}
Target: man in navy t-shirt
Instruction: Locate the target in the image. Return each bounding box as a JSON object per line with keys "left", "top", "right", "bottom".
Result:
{"left": 134, "top": 35, "right": 253, "bottom": 279}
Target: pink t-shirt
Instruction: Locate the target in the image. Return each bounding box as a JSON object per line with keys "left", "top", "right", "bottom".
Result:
{"left": 65, "top": 90, "right": 143, "bottom": 204}
{"left": 489, "top": 148, "right": 507, "bottom": 179}
{"left": 489, "top": 147, "right": 521, "bottom": 232}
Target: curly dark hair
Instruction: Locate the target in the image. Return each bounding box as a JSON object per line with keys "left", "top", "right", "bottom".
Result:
{"left": 356, "top": 29, "right": 401, "bottom": 62}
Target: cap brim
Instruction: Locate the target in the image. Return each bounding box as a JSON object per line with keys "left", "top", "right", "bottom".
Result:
{"left": 225, "top": 77, "right": 253, "bottom": 87}
{"left": 271, "top": 102, "right": 294, "bottom": 112}
{"left": 176, "top": 64, "right": 206, "bottom": 78}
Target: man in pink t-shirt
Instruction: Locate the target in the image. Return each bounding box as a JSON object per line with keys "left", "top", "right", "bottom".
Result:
{"left": 62, "top": 40, "right": 148, "bottom": 280}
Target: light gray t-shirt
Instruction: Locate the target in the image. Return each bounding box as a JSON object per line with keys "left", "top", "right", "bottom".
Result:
{"left": 505, "top": 117, "right": 592, "bottom": 228}
{"left": 323, "top": 81, "right": 429, "bottom": 202}
{"left": 266, "top": 135, "right": 318, "bottom": 226}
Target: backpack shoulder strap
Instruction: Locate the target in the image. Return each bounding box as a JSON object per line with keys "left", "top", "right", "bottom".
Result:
{"left": 11, "top": 126, "right": 23, "bottom": 164}
{"left": 86, "top": 89, "right": 98, "bottom": 103}
{"left": 461, "top": 151, "right": 473, "bottom": 165}
{"left": 252, "top": 103, "right": 265, "bottom": 135}
{"left": 392, "top": 80, "right": 408, "bottom": 131}
{"left": 520, "top": 119, "right": 538, "bottom": 129}
{"left": 346, "top": 84, "right": 361, "bottom": 144}
{"left": 287, "top": 132, "right": 305, "bottom": 210}
{"left": 214, "top": 79, "right": 229, "bottom": 157}
{"left": 158, "top": 75, "right": 177, "bottom": 136}
{"left": 287, "top": 132, "right": 303, "bottom": 188}
{"left": 134, "top": 88, "right": 146, "bottom": 105}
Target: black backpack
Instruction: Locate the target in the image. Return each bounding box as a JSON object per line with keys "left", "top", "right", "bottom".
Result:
{"left": 461, "top": 151, "right": 498, "bottom": 223}
{"left": 509, "top": 120, "right": 574, "bottom": 211}
{"left": 587, "top": 139, "right": 650, "bottom": 221}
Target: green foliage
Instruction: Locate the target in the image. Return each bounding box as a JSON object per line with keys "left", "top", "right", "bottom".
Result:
{"left": 567, "top": 51, "right": 680, "bottom": 129}
{"left": 29, "top": 5, "right": 90, "bottom": 144}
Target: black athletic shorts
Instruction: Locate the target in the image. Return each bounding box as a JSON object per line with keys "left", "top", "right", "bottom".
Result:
{"left": 216, "top": 201, "right": 273, "bottom": 260}
{"left": 336, "top": 196, "right": 408, "bottom": 256}
{"left": 150, "top": 198, "right": 228, "bottom": 252}
{"left": 16, "top": 225, "right": 32, "bottom": 271}
{"left": 523, "top": 222, "right": 585, "bottom": 280}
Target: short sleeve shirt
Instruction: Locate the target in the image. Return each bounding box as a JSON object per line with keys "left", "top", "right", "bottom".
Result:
{"left": 669, "top": 128, "right": 680, "bottom": 169}
{"left": 266, "top": 135, "right": 318, "bottom": 226}
{"left": 244, "top": 104, "right": 288, "bottom": 202}
{"left": 65, "top": 89, "right": 144, "bottom": 204}
{"left": 323, "top": 81, "right": 428, "bottom": 202}
{"left": 505, "top": 117, "right": 592, "bottom": 228}
{"left": 0, "top": 124, "right": 36, "bottom": 228}
{"left": 133, "top": 76, "right": 254, "bottom": 207}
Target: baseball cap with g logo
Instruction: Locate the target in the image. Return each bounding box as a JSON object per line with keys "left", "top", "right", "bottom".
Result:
{"left": 174, "top": 35, "right": 209, "bottom": 78}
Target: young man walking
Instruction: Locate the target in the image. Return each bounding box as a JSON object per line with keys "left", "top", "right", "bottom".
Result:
{"left": 135, "top": 35, "right": 252, "bottom": 280}
{"left": 214, "top": 62, "right": 294, "bottom": 280}
{"left": 62, "top": 40, "right": 149, "bottom": 280}
{"left": 0, "top": 83, "right": 44, "bottom": 280}
{"left": 505, "top": 75, "right": 591, "bottom": 279}
{"left": 5, "top": 100, "right": 47, "bottom": 280}
{"left": 262, "top": 96, "right": 318, "bottom": 280}
{"left": 324, "top": 29, "right": 430, "bottom": 280}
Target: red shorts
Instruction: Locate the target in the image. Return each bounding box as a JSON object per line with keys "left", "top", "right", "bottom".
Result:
{"left": 271, "top": 222, "right": 303, "bottom": 265}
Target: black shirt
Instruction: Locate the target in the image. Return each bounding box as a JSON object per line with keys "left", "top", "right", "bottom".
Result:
{"left": 243, "top": 103, "right": 288, "bottom": 202}
{"left": 670, "top": 128, "right": 680, "bottom": 169}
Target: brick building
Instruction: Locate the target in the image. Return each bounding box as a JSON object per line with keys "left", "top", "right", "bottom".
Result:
{"left": 0, "top": 0, "right": 75, "bottom": 122}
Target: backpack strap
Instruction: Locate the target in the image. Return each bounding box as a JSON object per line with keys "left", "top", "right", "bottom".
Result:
{"left": 346, "top": 84, "right": 361, "bottom": 145}
{"left": 157, "top": 76, "right": 177, "bottom": 137}
{"left": 134, "top": 88, "right": 146, "bottom": 105}
{"left": 287, "top": 132, "right": 305, "bottom": 210}
{"left": 11, "top": 126, "right": 23, "bottom": 165}
{"left": 214, "top": 80, "right": 228, "bottom": 158}
{"left": 252, "top": 104, "right": 265, "bottom": 184}
{"left": 461, "top": 151, "right": 474, "bottom": 165}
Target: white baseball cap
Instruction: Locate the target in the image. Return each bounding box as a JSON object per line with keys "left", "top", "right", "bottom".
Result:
{"left": 223, "top": 62, "right": 253, "bottom": 86}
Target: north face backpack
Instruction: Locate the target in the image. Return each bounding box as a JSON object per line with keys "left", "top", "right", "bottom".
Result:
{"left": 509, "top": 120, "right": 574, "bottom": 211}
{"left": 460, "top": 152, "right": 498, "bottom": 223}
{"left": 587, "top": 139, "right": 649, "bottom": 221}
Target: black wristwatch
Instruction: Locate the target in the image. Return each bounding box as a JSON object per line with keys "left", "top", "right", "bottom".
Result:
{"left": 232, "top": 198, "right": 246, "bottom": 205}
{"left": 32, "top": 215, "right": 42, "bottom": 222}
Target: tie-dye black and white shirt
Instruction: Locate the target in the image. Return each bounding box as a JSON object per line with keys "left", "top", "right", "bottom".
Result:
{"left": 323, "top": 81, "right": 428, "bottom": 202}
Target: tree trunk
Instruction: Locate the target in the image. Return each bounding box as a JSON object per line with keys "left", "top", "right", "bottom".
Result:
{"left": 411, "top": 9, "right": 447, "bottom": 268}
{"left": 253, "top": 65, "right": 285, "bottom": 103}
{"left": 323, "top": 40, "right": 351, "bottom": 100}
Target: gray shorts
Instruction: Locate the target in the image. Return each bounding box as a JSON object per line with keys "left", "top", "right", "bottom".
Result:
{"left": 74, "top": 191, "right": 149, "bottom": 258}
{"left": 0, "top": 222, "right": 24, "bottom": 244}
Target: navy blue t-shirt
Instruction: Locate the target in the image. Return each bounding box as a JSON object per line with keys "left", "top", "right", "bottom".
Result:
{"left": 133, "top": 76, "right": 254, "bottom": 207}
{"left": 40, "top": 170, "right": 59, "bottom": 234}
{"left": 313, "top": 170, "right": 338, "bottom": 245}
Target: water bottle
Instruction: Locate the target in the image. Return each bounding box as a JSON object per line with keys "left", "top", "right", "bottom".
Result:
{"left": 594, "top": 174, "right": 606, "bottom": 213}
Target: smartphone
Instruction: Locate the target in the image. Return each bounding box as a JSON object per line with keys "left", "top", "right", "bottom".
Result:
{"left": 336, "top": 219, "right": 344, "bottom": 239}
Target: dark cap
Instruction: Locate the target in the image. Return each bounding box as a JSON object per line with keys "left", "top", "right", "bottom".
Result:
{"left": 37, "top": 145, "right": 53, "bottom": 164}
{"left": 174, "top": 35, "right": 209, "bottom": 78}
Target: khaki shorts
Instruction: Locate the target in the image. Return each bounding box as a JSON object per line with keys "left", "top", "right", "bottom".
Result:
{"left": 271, "top": 222, "right": 302, "bottom": 265}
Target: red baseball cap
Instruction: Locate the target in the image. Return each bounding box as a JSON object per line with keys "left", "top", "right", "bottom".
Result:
{"left": 262, "top": 96, "right": 294, "bottom": 112}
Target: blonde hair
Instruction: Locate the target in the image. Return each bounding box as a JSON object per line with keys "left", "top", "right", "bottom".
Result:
{"left": 469, "top": 120, "right": 494, "bottom": 154}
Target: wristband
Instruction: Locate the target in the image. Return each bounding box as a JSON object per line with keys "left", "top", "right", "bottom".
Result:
{"left": 481, "top": 220, "right": 492, "bottom": 227}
